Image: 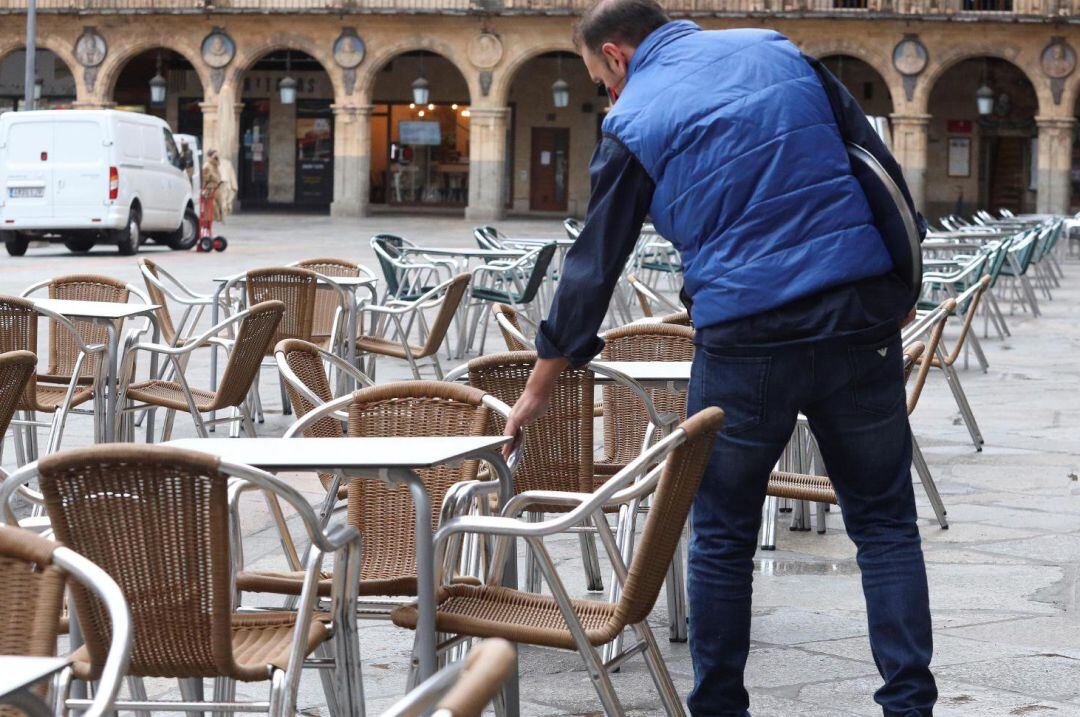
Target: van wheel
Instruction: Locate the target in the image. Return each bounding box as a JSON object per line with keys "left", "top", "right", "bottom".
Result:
{"left": 167, "top": 205, "right": 199, "bottom": 250}
{"left": 64, "top": 237, "right": 96, "bottom": 253}
{"left": 2, "top": 231, "right": 28, "bottom": 257}
{"left": 113, "top": 208, "right": 141, "bottom": 256}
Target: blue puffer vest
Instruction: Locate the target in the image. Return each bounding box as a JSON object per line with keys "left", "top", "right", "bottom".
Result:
{"left": 603, "top": 21, "right": 894, "bottom": 328}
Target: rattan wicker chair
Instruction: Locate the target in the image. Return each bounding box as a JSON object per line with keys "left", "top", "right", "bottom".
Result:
{"left": 0, "top": 524, "right": 131, "bottom": 717}
{"left": 379, "top": 638, "right": 516, "bottom": 717}
{"left": 291, "top": 258, "right": 378, "bottom": 354}
{"left": 0, "top": 444, "right": 363, "bottom": 717}
{"left": 138, "top": 258, "right": 220, "bottom": 351}
{"left": 15, "top": 276, "right": 150, "bottom": 451}
{"left": 490, "top": 303, "right": 533, "bottom": 352}
{"left": 625, "top": 273, "right": 682, "bottom": 319}
{"left": 0, "top": 351, "right": 38, "bottom": 525}
{"left": 459, "top": 351, "right": 667, "bottom": 596}
{"left": 763, "top": 302, "right": 955, "bottom": 548}
{"left": 596, "top": 323, "right": 695, "bottom": 480}
{"left": 116, "top": 301, "right": 284, "bottom": 441}
{"left": 356, "top": 274, "right": 471, "bottom": 380}
{"left": 391, "top": 408, "right": 724, "bottom": 717}
{"left": 237, "top": 381, "right": 509, "bottom": 609}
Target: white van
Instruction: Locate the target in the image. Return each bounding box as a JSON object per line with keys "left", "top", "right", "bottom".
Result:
{"left": 0, "top": 109, "right": 197, "bottom": 256}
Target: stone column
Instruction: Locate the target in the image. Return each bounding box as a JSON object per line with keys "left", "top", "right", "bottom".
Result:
{"left": 1035, "top": 116, "right": 1075, "bottom": 215}
{"left": 466, "top": 107, "right": 509, "bottom": 221}
{"left": 199, "top": 100, "right": 221, "bottom": 155}
{"left": 889, "top": 113, "right": 931, "bottom": 212}
{"left": 330, "top": 104, "right": 372, "bottom": 218}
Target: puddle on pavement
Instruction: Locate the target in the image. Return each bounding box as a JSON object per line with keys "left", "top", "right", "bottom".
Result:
{"left": 755, "top": 558, "right": 861, "bottom": 576}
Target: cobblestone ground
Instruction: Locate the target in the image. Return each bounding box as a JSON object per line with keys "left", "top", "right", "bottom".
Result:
{"left": 3, "top": 214, "right": 1079, "bottom": 716}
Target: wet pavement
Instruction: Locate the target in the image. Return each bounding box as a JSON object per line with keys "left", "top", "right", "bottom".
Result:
{"left": 2, "top": 213, "right": 1078, "bottom": 715}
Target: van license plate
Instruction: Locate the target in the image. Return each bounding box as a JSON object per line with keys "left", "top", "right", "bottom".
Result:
{"left": 9, "top": 187, "right": 44, "bottom": 199}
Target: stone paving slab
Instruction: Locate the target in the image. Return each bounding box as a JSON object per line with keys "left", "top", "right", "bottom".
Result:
{"left": 2, "top": 214, "right": 1078, "bottom": 715}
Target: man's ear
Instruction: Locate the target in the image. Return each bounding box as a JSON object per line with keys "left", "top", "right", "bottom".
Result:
{"left": 600, "top": 41, "right": 628, "bottom": 76}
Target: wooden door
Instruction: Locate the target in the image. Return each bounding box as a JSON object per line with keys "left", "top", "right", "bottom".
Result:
{"left": 530, "top": 128, "right": 569, "bottom": 212}
{"left": 986, "top": 136, "right": 1026, "bottom": 213}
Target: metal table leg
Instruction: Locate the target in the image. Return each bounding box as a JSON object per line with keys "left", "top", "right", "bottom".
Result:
{"left": 104, "top": 323, "right": 119, "bottom": 443}
{"left": 208, "top": 283, "right": 225, "bottom": 431}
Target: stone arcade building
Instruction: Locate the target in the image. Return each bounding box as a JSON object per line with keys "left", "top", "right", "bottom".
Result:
{"left": 2, "top": 0, "right": 1080, "bottom": 221}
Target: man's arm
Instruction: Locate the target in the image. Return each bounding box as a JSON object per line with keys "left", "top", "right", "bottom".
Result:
{"left": 503, "top": 134, "right": 656, "bottom": 453}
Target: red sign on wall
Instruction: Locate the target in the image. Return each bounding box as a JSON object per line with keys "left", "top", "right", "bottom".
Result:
{"left": 947, "top": 119, "right": 974, "bottom": 134}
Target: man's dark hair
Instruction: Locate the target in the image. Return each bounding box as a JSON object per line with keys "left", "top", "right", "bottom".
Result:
{"left": 573, "top": 0, "right": 670, "bottom": 55}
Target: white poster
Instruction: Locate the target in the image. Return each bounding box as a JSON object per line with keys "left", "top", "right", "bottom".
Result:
{"left": 947, "top": 137, "right": 970, "bottom": 178}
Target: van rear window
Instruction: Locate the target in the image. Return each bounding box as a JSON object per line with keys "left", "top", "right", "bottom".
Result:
{"left": 54, "top": 122, "right": 105, "bottom": 163}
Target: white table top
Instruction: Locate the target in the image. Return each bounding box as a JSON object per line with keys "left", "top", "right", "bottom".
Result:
{"left": 401, "top": 246, "right": 527, "bottom": 259}
{"left": 0, "top": 656, "right": 70, "bottom": 698}
{"left": 164, "top": 436, "right": 512, "bottom": 471}
{"left": 505, "top": 237, "right": 576, "bottom": 247}
{"left": 592, "top": 360, "right": 692, "bottom": 385}
{"left": 30, "top": 298, "right": 160, "bottom": 321}
{"left": 213, "top": 275, "right": 377, "bottom": 288}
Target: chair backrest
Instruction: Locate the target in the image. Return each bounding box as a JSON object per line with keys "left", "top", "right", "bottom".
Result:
{"left": 0, "top": 351, "right": 35, "bottom": 445}
{"left": 0, "top": 524, "right": 67, "bottom": 664}
{"left": 48, "top": 275, "right": 129, "bottom": 379}
{"left": 245, "top": 267, "right": 318, "bottom": 354}
{"left": 563, "top": 218, "right": 582, "bottom": 240}
{"left": 599, "top": 323, "right": 694, "bottom": 467}
{"left": 659, "top": 310, "right": 691, "bottom": 326}
{"left": 473, "top": 227, "right": 504, "bottom": 251}
{"left": 0, "top": 296, "right": 40, "bottom": 407}
{"left": 372, "top": 234, "right": 407, "bottom": 296}
{"left": 216, "top": 301, "right": 285, "bottom": 408}
{"left": 490, "top": 303, "right": 530, "bottom": 351}
{"left": 903, "top": 342, "right": 925, "bottom": 383}
{"left": 419, "top": 274, "right": 471, "bottom": 358}
{"left": 345, "top": 382, "right": 493, "bottom": 588}
{"left": 516, "top": 244, "right": 558, "bottom": 305}
{"left": 467, "top": 351, "right": 593, "bottom": 495}
{"left": 37, "top": 444, "right": 236, "bottom": 679}
{"left": 275, "top": 339, "right": 344, "bottom": 494}
{"left": 906, "top": 299, "right": 956, "bottom": 415}
{"left": 138, "top": 258, "right": 178, "bottom": 346}
{"left": 294, "top": 258, "right": 360, "bottom": 340}
{"left": 613, "top": 408, "right": 723, "bottom": 627}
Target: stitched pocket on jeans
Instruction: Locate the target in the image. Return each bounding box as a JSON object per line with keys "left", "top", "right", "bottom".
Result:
{"left": 699, "top": 349, "right": 771, "bottom": 435}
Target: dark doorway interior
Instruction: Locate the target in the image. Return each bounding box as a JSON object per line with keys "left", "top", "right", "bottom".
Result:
{"left": 530, "top": 127, "right": 569, "bottom": 212}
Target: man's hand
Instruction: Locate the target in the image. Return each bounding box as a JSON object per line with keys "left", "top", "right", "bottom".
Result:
{"left": 502, "top": 357, "right": 569, "bottom": 458}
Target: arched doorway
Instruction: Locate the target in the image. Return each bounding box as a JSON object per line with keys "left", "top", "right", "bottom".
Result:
{"left": 505, "top": 51, "right": 597, "bottom": 215}
{"left": 819, "top": 55, "right": 893, "bottom": 117}
{"left": 370, "top": 51, "right": 471, "bottom": 209}
{"left": 926, "top": 57, "right": 1038, "bottom": 220}
{"left": 237, "top": 50, "right": 334, "bottom": 211}
{"left": 112, "top": 49, "right": 204, "bottom": 139}
{"left": 0, "top": 49, "right": 76, "bottom": 112}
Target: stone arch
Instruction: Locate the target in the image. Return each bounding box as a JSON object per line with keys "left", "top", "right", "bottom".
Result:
{"left": 357, "top": 39, "right": 474, "bottom": 107}
{"left": 96, "top": 35, "right": 209, "bottom": 103}
{"left": 230, "top": 34, "right": 343, "bottom": 101}
{"left": 0, "top": 38, "right": 82, "bottom": 102}
{"left": 800, "top": 39, "right": 902, "bottom": 111}
{"left": 491, "top": 41, "right": 580, "bottom": 107}
{"left": 916, "top": 46, "right": 1044, "bottom": 115}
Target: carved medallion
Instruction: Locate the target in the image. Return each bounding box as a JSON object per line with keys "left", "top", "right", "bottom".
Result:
{"left": 334, "top": 28, "right": 366, "bottom": 69}
{"left": 73, "top": 27, "right": 107, "bottom": 68}
{"left": 892, "top": 36, "right": 928, "bottom": 77}
{"left": 468, "top": 32, "right": 503, "bottom": 70}
{"left": 1041, "top": 38, "right": 1076, "bottom": 79}
{"left": 201, "top": 29, "right": 236, "bottom": 70}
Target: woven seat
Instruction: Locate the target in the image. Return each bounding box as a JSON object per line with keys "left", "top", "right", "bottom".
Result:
{"left": 238, "top": 569, "right": 481, "bottom": 598}
{"left": 393, "top": 584, "right": 620, "bottom": 651}
{"left": 23, "top": 381, "right": 94, "bottom": 411}
{"left": 124, "top": 380, "right": 218, "bottom": 412}
{"left": 355, "top": 334, "right": 426, "bottom": 359}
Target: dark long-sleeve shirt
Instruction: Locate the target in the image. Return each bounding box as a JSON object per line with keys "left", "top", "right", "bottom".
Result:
{"left": 536, "top": 61, "right": 917, "bottom": 365}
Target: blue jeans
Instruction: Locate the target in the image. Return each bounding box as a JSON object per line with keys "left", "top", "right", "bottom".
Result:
{"left": 686, "top": 328, "right": 936, "bottom": 716}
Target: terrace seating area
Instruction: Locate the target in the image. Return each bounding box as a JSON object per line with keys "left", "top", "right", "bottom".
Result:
{"left": 0, "top": 209, "right": 1074, "bottom": 715}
